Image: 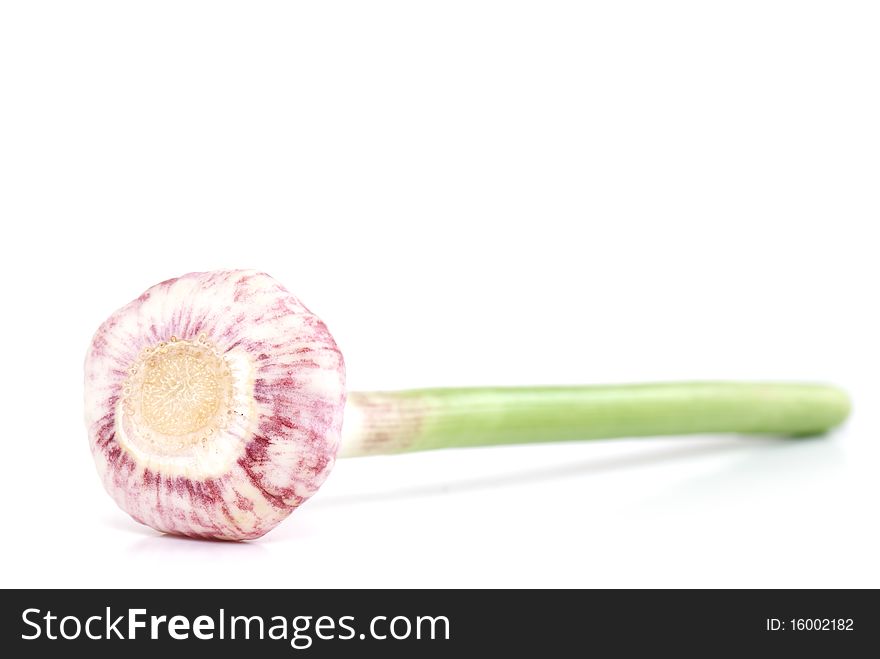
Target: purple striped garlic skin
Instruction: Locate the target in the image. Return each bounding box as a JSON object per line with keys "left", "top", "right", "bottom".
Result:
{"left": 84, "top": 270, "right": 346, "bottom": 540}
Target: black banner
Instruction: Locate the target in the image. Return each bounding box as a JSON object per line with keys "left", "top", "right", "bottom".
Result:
{"left": 1, "top": 589, "right": 876, "bottom": 655}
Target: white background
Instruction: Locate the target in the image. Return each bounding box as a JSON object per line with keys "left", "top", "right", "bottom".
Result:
{"left": 1, "top": 2, "right": 877, "bottom": 588}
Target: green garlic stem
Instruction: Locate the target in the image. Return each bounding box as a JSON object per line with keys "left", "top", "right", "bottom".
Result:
{"left": 339, "top": 382, "right": 850, "bottom": 458}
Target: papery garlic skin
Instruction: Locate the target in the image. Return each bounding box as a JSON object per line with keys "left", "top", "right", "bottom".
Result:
{"left": 84, "top": 270, "right": 346, "bottom": 540}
